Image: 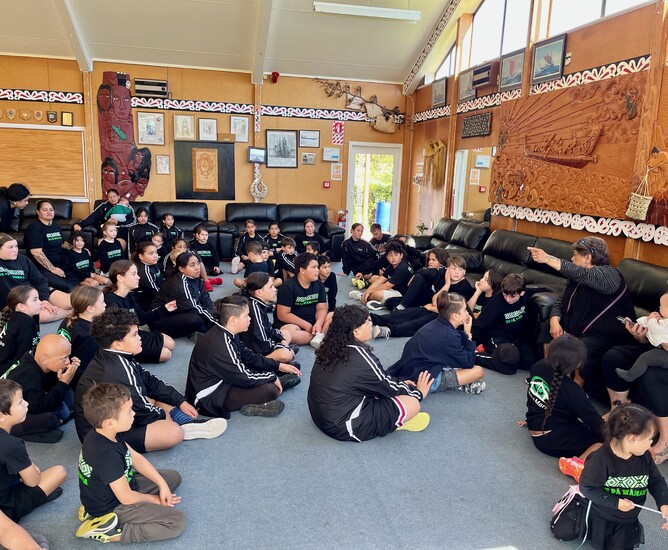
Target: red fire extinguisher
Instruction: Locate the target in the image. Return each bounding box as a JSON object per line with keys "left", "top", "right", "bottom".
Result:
{"left": 337, "top": 209, "right": 348, "bottom": 230}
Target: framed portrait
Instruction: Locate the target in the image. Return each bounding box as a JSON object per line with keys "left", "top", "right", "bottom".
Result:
{"left": 198, "top": 118, "right": 218, "bottom": 142}
{"left": 61, "top": 112, "right": 73, "bottom": 127}
{"left": 532, "top": 34, "right": 567, "bottom": 85}
{"left": 266, "top": 129, "right": 298, "bottom": 168}
{"left": 230, "top": 116, "right": 249, "bottom": 143}
{"left": 458, "top": 69, "right": 476, "bottom": 103}
{"left": 174, "top": 141, "right": 235, "bottom": 200}
{"left": 323, "top": 147, "right": 340, "bottom": 162}
{"left": 299, "top": 130, "right": 320, "bottom": 148}
{"left": 155, "top": 154, "right": 170, "bottom": 175}
{"left": 432, "top": 77, "right": 446, "bottom": 108}
{"left": 248, "top": 146, "right": 266, "bottom": 164}
{"left": 137, "top": 112, "right": 165, "bottom": 145}
{"left": 500, "top": 49, "right": 525, "bottom": 92}
{"left": 174, "top": 114, "right": 196, "bottom": 140}
{"left": 301, "top": 152, "right": 316, "bottom": 165}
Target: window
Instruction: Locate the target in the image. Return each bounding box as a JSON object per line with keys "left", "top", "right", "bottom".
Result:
{"left": 467, "top": 0, "right": 531, "bottom": 68}
{"left": 435, "top": 45, "right": 457, "bottom": 79}
{"left": 548, "top": 0, "right": 650, "bottom": 36}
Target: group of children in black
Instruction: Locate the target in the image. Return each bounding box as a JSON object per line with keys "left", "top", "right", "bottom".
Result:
{"left": 1, "top": 203, "right": 667, "bottom": 548}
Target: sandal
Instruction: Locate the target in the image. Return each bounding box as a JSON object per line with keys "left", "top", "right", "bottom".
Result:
{"left": 653, "top": 443, "right": 668, "bottom": 465}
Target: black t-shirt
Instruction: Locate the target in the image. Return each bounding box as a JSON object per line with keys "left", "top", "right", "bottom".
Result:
{"left": 244, "top": 261, "right": 270, "bottom": 278}
{"left": 473, "top": 290, "right": 534, "bottom": 342}
{"left": 78, "top": 430, "right": 138, "bottom": 517}
{"left": 384, "top": 259, "right": 413, "bottom": 295}
{"left": 0, "top": 312, "right": 39, "bottom": 374}
{"left": 97, "top": 239, "right": 125, "bottom": 273}
{"left": 0, "top": 429, "right": 32, "bottom": 513}
{"left": 24, "top": 220, "right": 65, "bottom": 268}
{"left": 264, "top": 234, "right": 283, "bottom": 256}
{"left": 65, "top": 248, "right": 93, "bottom": 281}
{"left": 295, "top": 233, "right": 325, "bottom": 253}
{"left": 449, "top": 278, "right": 475, "bottom": 301}
{"left": 472, "top": 292, "right": 492, "bottom": 314}
{"left": 321, "top": 272, "right": 338, "bottom": 312}
{"left": 276, "top": 277, "right": 326, "bottom": 326}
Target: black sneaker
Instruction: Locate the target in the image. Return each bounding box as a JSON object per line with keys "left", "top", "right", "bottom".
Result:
{"left": 240, "top": 400, "right": 285, "bottom": 417}
{"left": 21, "top": 429, "right": 64, "bottom": 444}
{"left": 279, "top": 374, "right": 301, "bottom": 391}
{"left": 45, "top": 486, "right": 63, "bottom": 503}
{"left": 289, "top": 361, "right": 301, "bottom": 371}
{"left": 289, "top": 344, "right": 300, "bottom": 355}
{"left": 188, "top": 331, "right": 205, "bottom": 344}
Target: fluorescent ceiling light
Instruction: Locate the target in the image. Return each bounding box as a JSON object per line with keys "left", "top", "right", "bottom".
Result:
{"left": 313, "top": 2, "right": 421, "bottom": 23}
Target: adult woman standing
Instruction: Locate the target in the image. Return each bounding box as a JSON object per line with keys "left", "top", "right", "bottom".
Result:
{"left": 24, "top": 200, "right": 78, "bottom": 292}
{"left": 308, "top": 304, "right": 433, "bottom": 442}
{"left": 0, "top": 233, "right": 70, "bottom": 322}
{"left": 528, "top": 236, "right": 635, "bottom": 394}
{"left": 0, "top": 183, "right": 30, "bottom": 233}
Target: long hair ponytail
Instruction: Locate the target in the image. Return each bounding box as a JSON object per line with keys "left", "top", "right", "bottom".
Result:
{"left": 315, "top": 305, "right": 370, "bottom": 372}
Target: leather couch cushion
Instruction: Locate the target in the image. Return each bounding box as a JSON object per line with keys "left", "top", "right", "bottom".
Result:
{"left": 278, "top": 204, "right": 328, "bottom": 234}
{"left": 482, "top": 229, "right": 536, "bottom": 267}
{"left": 618, "top": 259, "right": 668, "bottom": 317}
{"left": 20, "top": 198, "right": 73, "bottom": 230}
{"left": 151, "top": 202, "right": 212, "bottom": 233}
{"left": 444, "top": 246, "right": 483, "bottom": 271}
{"left": 526, "top": 237, "right": 573, "bottom": 278}
{"left": 449, "top": 222, "right": 489, "bottom": 250}
{"left": 226, "top": 203, "right": 279, "bottom": 225}
{"left": 432, "top": 218, "right": 460, "bottom": 241}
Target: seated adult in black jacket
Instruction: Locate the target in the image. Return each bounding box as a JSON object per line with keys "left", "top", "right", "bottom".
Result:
{"left": 341, "top": 223, "right": 376, "bottom": 277}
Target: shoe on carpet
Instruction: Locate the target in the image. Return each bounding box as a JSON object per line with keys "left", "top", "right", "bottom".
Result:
{"left": 289, "top": 361, "right": 301, "bottom": 370}
{"left": 288, "top": 344, "right": 300, "bottom": 355}
{"left": 204, "top": 280, "right": 214, "bottom": 292}
{"left": 397, "top": 412, "right": 430, "bottom": 432}
{"left": 231, "top": 257, "right": 241, "bottom": 274}
{"left": 310, "top": 332, "right": 325, "bottom": 349}
{"left": 20, "top": 429, "right": 64, "bottom": 444}
{"left": 188, "top": 331, "right": 205, "bottom": 344}
{"left": 371, "top": 325, "right": 391, "bottom": 339}
{"left": 349, "top": 290, "right": 363, "bottom": 301}
{"left": 366, "top": 300, "right": 385, "bottom": 311}
{"left": 456, "top": 380, "right": 486, "bottom": 394}
{"left": 78, "top": 505, "right": 91, "bottom": 522}
{"left": 240, "top": 400, "right": 285, "bottom": 417}
{"left": 279, "top": 374, "right": 302, "bottom": 391}
{"left": 210, "top": 276, "right": 223, "bottom": 285}
{"left": 45, "top": 486, "right": 63, "bottom": 504}
{"left": 76, "top": 512, "right": 122, "bottom": 543}
{"left": 181, "top": 417, "right": 228, "bottom": 440}
{"left": 559, "top": 456, "right": 585, "bottom": 482}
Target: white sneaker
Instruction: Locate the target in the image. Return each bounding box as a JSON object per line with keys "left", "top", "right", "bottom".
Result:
{"left": 230, "top": 256, "right": 241, "bottom": 274}
{"left": 456, "top": 380, "right": 486, "bottom": 394}
{"left": 371, "top": 325, "right": 391, "bottom": 339}
{"left": 181, "top": 417, "right": 228, "bottom": 440}
{"left": 349, "top": 290, "right": 362, "bottom": 301}
{"left": 366, "top": 300, "right": 385, "bottom": 311}
{"left": 310, "top": 332, "right": 325, "bottom": 349}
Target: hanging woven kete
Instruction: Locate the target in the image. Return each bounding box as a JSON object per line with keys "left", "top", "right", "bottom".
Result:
{"left": 424, "top": 140, "right": 446, "bottom": 188}
{"left": 625, "top": 173, "right": 653, "bottom": 220}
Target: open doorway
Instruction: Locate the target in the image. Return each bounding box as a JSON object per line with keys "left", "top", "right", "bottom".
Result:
{"left": 346, "top": 142, "right": 403, "bottom": 238}
{"left": 451, "top": 147, "right": 494, "bottom": 220}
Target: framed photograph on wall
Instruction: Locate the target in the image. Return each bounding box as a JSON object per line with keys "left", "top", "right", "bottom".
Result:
{"left": 137, "top": 112, "right": 165, "bottom": 145}
{"left": 532, "top": 34, "right": 566, "bottom": 85}
{"left": 248, "top": 146, "right": 266, "bottom": 164}
{"left": 458, "top": 68, "right": 475, "bottom": 103}
{"left": 266, "top": 129, "right": 298, "bottom": 168}
{"left": 299, "top": 130, "right": 320, "bottom": 148}
{"left": 198, "top": 118, "right": 218, "bottom": 141}
{"left": 174, "top": 114, "right": 195, "bottom": 140}
{"left": 500, "top": 49, "right": 525, "bottom": 92}
{"left": 155, "top": 154, "right": 170, "bottom": 174}
{"left": 230, "top": 116, "right": 249, "bottom": 143}
{"left": 432, "top": 77, "right": 446, "bottom": 108}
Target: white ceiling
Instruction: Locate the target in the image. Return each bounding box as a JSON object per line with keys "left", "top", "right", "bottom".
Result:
{"left": 0, "top": 0, "right": 463, "bottom": 89}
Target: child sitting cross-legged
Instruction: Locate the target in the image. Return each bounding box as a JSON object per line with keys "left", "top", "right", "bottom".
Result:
{"left": 0, "top": 379, "right": 66, "bottom": 523}
{"left": 233, "top": 241, "right": 270, "bottom": 288}
{"left": 273, "top": 237, "right": 297, "bottom": 283}
{"left": 74, "top": 308, "right": 228, "bottom": 452}
{"left": 75, "top": 383, "right": 187, "bottom": 544}
{"left": 186, "top": 295, "right": 302, "bottom": 419}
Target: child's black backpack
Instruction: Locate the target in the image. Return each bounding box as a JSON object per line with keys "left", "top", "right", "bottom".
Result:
{"left": 550, "top": 485, "right": 591, "bottom": 546}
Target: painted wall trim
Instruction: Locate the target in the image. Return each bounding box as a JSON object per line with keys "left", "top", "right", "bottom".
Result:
{"left": 492, "top": 203, "right": 668, "bottom": 246}
{"left": 0, "top": 89, "right": 83, "bottom": 103}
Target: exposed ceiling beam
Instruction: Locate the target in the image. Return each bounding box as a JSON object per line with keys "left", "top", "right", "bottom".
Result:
{"left": 53, "top": 0, "right": 93, "bottom": 72}
{"left": 252, "top": 0, "right": 275, "bottom": 85}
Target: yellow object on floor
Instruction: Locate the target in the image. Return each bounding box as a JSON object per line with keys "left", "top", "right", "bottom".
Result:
{"left": 397, "top": 412, "right": 430, "bottom": 432}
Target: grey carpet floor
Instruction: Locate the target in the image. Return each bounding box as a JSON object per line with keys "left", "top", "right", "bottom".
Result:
{"left": 27, "top": 263, "right": 667, "bottom": 550}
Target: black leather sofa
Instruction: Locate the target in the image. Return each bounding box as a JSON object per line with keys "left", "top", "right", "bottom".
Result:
{"left": 219, "top": 203, "right": 345, "bottom": 261}
{"left": 407, "top": 217, "right": 490, "bottom": 270}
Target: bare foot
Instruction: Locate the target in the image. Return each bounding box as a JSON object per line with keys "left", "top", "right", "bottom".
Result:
{"left": 652, "top": 442, "right": 668, "bottom": 465}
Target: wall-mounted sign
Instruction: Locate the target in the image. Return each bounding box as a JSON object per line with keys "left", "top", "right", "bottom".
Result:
{"left": 462, "top": 113, "right": 492, "bottom": 138}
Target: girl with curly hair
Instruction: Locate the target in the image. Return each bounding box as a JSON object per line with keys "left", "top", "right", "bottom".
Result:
{"left": 524, "top": 334, "right": 604, "bottom": 459}
{"left": 307, "top": 304, "right": 433, "bottom": 442}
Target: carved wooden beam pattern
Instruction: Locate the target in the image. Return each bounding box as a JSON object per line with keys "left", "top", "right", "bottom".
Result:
{"left": 631, "top": 0, "right": 668, "bottom": 185}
